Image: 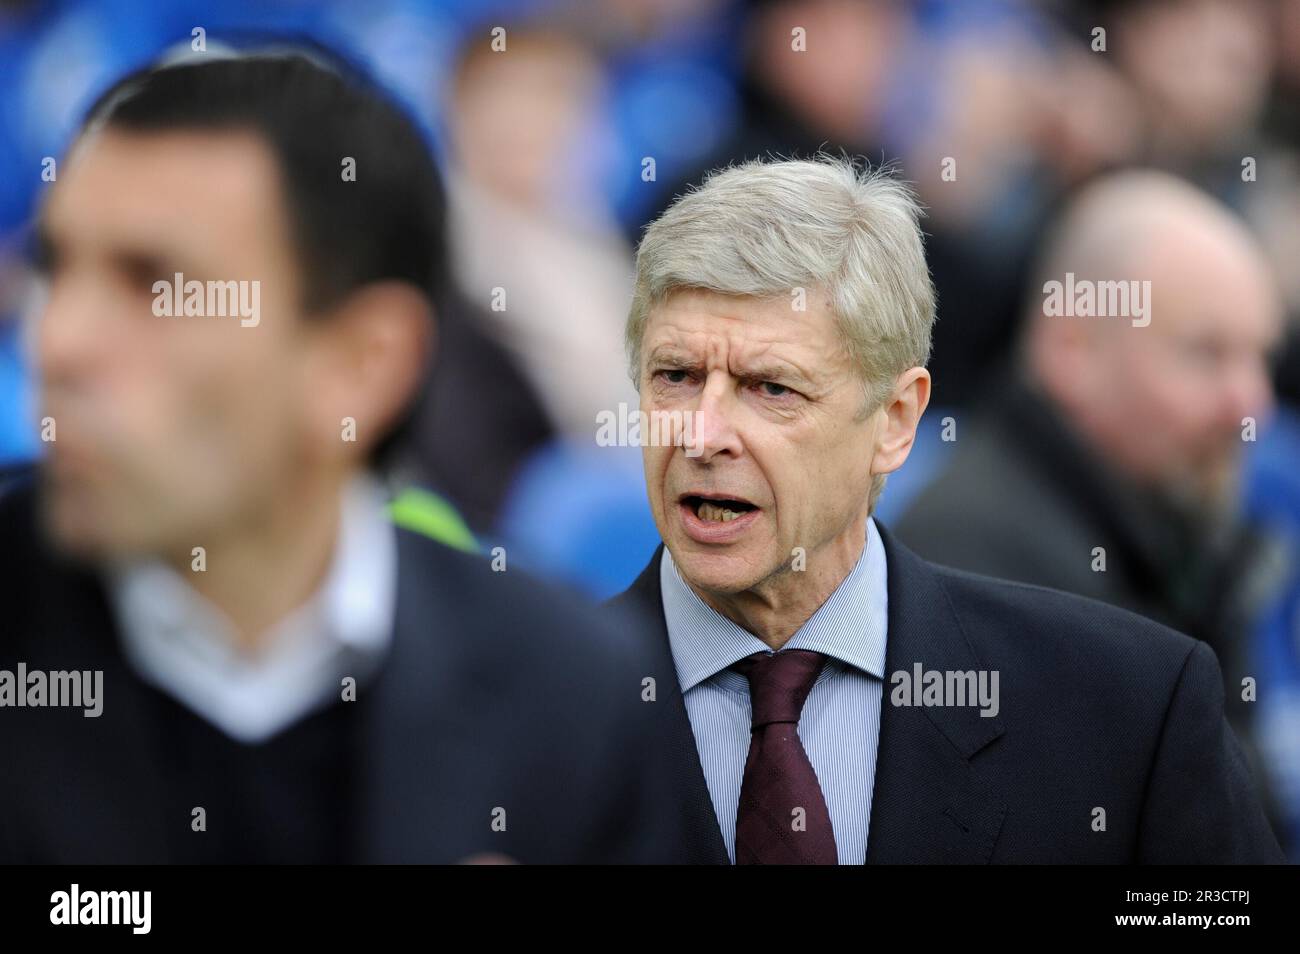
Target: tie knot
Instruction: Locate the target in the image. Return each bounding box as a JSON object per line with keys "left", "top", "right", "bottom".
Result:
{"left": 731, "top": 649, "right": 827, "bottom": 729}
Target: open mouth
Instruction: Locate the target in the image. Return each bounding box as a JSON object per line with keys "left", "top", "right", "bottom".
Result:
{"left": 682, "top": 494, "right": 758, "bottom": 523}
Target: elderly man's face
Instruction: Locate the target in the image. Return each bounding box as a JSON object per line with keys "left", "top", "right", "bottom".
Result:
{"left": 638, "top": 288, "right": 884, "bottom": 595}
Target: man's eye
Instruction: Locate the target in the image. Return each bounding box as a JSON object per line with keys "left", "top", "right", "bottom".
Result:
{"left": 31, "top": 238, "right": 59, "bottom": 277}
{"left": 758, "top": 381, "right": 790, "bottom": 397}
{"left": 658, "top": 369, "right": 690, "bottom": 384}
{"left": 122, "top": 258, "right": 165, "bottom": 295}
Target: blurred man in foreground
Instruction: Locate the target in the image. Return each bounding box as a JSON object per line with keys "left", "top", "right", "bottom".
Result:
{"left": 0, "top": 50, "right": 686, "bottom": 863}
{"left": 609, "top": 156, "right": 1284, "bottom": 863}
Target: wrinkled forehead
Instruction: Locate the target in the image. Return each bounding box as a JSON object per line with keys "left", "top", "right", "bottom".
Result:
{"left": 640, "top": 288, "right": 850, "bottom": 379}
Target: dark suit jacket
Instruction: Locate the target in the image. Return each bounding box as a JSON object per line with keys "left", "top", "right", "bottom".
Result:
{"left": 0, "top": 476, "right": 689, "bottom": 864}
{"left": 609, "top": 526, "right": 1287, "bottom": 864}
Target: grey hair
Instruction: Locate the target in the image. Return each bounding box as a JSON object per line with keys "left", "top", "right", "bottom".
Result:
{"left": 626, "top": 155, "right": 936, "bottom": 509}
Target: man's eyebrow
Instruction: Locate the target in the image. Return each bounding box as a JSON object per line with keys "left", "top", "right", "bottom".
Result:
{"left": 33, "top": 220, "right": 198, "bottom": 282}
{"left": 645, "top": 348, "right": 702, "bottom": 370}
{"left": 645, "top": 347, "right": 817, "bottom": 388}
{"left": 736, "top": 362, "right": 814, "bottom": 389}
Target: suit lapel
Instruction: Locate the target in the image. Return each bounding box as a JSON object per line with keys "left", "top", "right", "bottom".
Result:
{"left": 866, "top": 524, "right": 1007, "bottom": 863}
{"left": 609, "top": 548, "right": 731, "bottom": 865}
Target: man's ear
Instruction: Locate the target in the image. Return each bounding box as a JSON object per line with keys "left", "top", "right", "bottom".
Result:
{"left": 869, "top": 367, "right": 931, "bottom": 477}
{"left": 306, "top": 281, "right": 434, "bottom": 463}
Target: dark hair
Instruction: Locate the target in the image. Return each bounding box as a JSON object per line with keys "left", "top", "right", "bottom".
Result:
{"left": 82, "top": 42, "right": 447, "bottom": 472}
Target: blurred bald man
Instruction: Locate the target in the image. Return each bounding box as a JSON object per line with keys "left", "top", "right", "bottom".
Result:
{"left": 897, "top": 171, "right": 1285, "bottom": 729}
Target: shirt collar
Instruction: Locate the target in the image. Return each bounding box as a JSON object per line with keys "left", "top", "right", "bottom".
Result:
{"left": 320, "top": 474, "right": 398, "bottom": 654}
{"left": 105, "top": 472, "right": 397, "bottom": 741}
{"left": 660, "top": 517, "right": 889, "bottom": 693}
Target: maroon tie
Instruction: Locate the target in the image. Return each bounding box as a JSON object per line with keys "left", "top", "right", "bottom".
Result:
{"left": 732, "top": 649, "right": 838, "bottom": 865}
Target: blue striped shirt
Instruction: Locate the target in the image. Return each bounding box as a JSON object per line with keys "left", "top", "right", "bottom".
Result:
{"left": 659, "top": 518, "right": 888, "bottom": 864}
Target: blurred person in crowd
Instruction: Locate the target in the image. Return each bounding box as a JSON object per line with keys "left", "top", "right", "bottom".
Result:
{"left": 1070, "top": 6, "right": 1300, "bottom": 829}
{"left": 1093, "top": 0, "right": 1274, "bottom": 178}
{"left": 895, "top": 2, "right": 1144, "bottom": 405}
{"left": 444, "top": 26, "right": 637, "bottom": 438}
{"left": 0, "top": 49, "right": 688, "bottom": 864}
{"left": 896, "top": 171, "right": 1287, "bottom": 813}
{"left": 1085, "top": 0, "right": 1300, "bottom": 395}
{"left": 609, "top": 156, "right": 1283, "bottom": 863}
{"left": 404, "top": 284, "right": 555, "bottom": 531}
{"left": 635, "top": 0, "right": 906, "bottom": 232}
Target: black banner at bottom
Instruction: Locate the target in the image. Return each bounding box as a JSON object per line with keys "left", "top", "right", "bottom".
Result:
{"left": 1, "top": 862, "right": 1290, "bottom": 941}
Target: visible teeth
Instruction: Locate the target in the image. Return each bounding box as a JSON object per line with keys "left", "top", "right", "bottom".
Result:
{"left": 698, "top": 501, "right": 743, "bottom": 522}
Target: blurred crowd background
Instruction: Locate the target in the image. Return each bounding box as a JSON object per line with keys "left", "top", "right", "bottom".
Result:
{"left": 2, "top": 0, "right": 1299, "bottom": 858}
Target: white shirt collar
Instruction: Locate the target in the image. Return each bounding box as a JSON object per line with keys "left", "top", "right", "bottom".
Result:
{"left": 106, "top": 473, "right": 397, "bottom": 743}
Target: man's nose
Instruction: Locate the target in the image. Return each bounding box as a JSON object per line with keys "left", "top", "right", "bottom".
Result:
{"left": 685, "top": 372, "right": 744, "bottom": 462}
{"left": 35, "top": 278, "right": 105, "bottom": 386}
